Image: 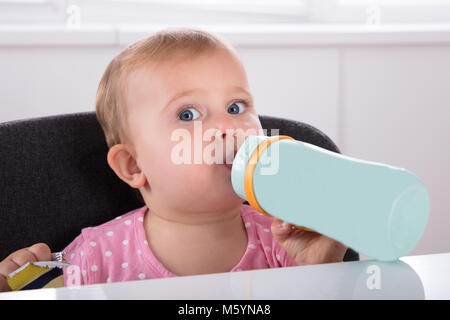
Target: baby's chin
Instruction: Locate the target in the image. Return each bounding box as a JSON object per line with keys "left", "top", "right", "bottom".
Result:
{"left": 194, "top": 192, "right": 245, "bottom": 213}
{"left": 179, "top": 181, "right": 244, "bottom": 212}
{"left": 198, "top": 180, "right": 244, "bottom": 206}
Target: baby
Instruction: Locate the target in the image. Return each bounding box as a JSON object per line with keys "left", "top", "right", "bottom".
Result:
{"left": 0, "top": 27, "right": 347, "bottom": 291}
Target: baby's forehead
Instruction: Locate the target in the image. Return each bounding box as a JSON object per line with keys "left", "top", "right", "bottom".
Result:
{"left": 124, "top": 50, "right": 235, "bottom": 97}
{"left": 121, "top": 48, "right": 246, "bottom": 114}
{"left": 123, "top": 55, "right": 185, "bottom": 94}
{"left": 121, "top": 64, "right": 164, "bottom": 115}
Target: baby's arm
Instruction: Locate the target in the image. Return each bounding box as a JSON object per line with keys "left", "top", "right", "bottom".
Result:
{"left": 0, "top": 243, "right": 51, "bottom": 292}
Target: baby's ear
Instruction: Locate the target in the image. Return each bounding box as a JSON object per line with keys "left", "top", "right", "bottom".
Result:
{"left": 107, "top": 144, "right": 146, "bottom": 189}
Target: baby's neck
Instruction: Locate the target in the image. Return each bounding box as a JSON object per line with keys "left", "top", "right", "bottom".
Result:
{"left": 143, "top": 205, "right": 248, "bottom": 276}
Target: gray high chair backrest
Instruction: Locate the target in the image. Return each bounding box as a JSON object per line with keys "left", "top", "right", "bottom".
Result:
{"left": 0, "top": 112, "right": 359, "bottom": 262}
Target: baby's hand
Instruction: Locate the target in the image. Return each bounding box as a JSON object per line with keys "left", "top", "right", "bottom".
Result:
{"left": 0, "top": 243, "right": 51, "bottom": 292}
{"left": 270, "top": 218, "right": 347, "bottom": 266}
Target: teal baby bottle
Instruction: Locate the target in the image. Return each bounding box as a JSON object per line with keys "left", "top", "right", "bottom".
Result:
{"left": 231, "top": 135, "right": 430, "bottom": 261}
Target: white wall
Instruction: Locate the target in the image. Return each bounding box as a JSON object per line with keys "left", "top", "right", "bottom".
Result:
{"left": 340, "top": 46, "right": 450, "bottom": 257}
{"left": 1, "top": 24, "right": 449, "bottom": 259}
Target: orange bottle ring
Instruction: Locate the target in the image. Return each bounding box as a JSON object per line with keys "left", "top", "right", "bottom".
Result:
{"left": 243, "top": 135, "right": 314, "bottom": 232}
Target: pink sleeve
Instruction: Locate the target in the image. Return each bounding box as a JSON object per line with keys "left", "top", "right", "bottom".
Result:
{"left": 62, "top": 232, "right": 97, "bottom": 286}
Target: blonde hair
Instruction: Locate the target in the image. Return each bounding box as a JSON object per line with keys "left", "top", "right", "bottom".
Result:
{"left": 95, "top": 27, "right": 238, "bottom": 149}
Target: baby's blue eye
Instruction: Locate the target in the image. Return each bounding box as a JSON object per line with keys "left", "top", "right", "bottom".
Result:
{"left": 179, "top": 107, "right": 200, "bottom": 121}
{"left": 228, "top": 102, "right": 245, "bottom": 114}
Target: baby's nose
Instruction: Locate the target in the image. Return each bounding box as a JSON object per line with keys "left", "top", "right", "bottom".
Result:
{"left": 215, "top": 115, "right": 236, "bottom": 135}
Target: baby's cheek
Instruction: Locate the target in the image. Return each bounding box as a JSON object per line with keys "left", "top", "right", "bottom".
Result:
{"left": 166, "top": 164, "right": 214, "bottom": 204}
{"left": 164, "top": 161, "right": 209, "bottom": 187}
{"left": 183, "top": 162, "right": 213, "bottom": 185}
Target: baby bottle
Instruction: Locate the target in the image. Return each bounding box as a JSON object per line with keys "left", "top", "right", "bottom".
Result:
{"left": 231, "top": 135, "right": 430, "bottom": 261}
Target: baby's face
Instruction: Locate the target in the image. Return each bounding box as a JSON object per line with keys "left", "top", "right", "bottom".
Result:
{"left": 124, "top": 49, "right": 263, "bottom": 214}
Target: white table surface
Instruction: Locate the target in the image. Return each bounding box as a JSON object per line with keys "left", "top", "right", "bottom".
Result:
{"left": 1, "top": 253, "right": 449, "bottom": 300}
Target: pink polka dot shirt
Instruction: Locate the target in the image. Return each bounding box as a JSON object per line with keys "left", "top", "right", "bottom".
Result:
{"left": 63, "top": 204, "right": 298, "bottom": 286}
